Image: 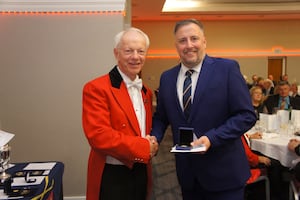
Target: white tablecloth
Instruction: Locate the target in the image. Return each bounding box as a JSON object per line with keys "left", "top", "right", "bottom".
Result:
{"left": 250, "top": 133, "right": 300, "bottom": 167}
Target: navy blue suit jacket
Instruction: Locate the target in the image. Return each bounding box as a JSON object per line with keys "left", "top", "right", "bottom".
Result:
{"left": 152, "top": 55, "right": 256, "bottom": 192}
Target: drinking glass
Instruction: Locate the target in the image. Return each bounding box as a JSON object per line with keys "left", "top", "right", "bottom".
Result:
{"left": 0, "top": 144, "right": 11, "bottom": 180}
{"left": 255, "top": 120, "right": 266, "bottom": 133}
{"left": 287, "top": 120, "right": 296, "bottom": 138}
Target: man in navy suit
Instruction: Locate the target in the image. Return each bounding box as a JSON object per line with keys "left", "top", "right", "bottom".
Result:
{"left": 151, "top": 19, "right": 257, "bottom": 200}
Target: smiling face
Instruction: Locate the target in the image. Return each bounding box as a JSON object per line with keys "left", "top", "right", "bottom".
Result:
{"left": 114, "top": 30, "right": 148, "bottom": 80}
{"left": 174, "top": 23, "right": 207, "bottom": 68}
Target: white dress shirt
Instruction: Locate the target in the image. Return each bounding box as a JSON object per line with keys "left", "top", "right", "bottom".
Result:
{"left": 118, "top": 67, "right": 146, "bottom": 138}
{"left": 106, "top": 67, "right": 146, "bottom": 165}
{"left": 177, "top": 62, "right": 202, "bottom": 111}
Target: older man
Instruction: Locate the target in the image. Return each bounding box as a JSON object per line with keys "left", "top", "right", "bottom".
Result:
{"left": 82, "top": 27, "right": 158, "bottom": 200}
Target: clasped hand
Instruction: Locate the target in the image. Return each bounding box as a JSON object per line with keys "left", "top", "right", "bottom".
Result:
{"left": 145, "top": 135, "right": 158, "bottom": 158}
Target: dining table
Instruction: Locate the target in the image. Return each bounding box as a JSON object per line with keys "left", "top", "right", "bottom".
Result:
{"left": 248, "top": 125, "right": 300, "bottom": 168}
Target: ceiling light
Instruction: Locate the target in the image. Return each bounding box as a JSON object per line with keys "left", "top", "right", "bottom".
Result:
{"left": 162, "top": 0, "right": 202, "bottom": 12}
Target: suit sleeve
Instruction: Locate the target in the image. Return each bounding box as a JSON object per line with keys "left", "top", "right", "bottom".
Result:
{"left": 205, "top": 60, "right": 257, "bottom": 147}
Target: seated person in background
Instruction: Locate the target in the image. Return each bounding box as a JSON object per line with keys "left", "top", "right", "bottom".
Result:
{"left": 242, "top": 134, "right": 271, "bottom": 176}
{"left": 245, "top": 132, "right": 291, "bottom": 200}
{"left": 256, "top": 76, "right": 266, "bottom": 93}
{"left": 288, "top": 139, "right": 300, "bottom": 181}
{"left": 263, "top": 78, "right": 275, "bottom": 96}
{"left": 242, "top": 134, "right": 271, "bottom": 200}
{"left": 250, "top": 86, "right": 268, "bottom": 119}
{"left": 250, "top": 74, "right": 258, "bottom": 88}
{"left": 264, "top": 80, "right": 300, "bottom": 114}
{"left": 280, "top": 74, "right": 289, "bottom": 83}
{"left": 268, "top": 74, "right": 277, "bottom": 87}
{"left": 290, "top": 82, "right": 300, "bottom": 98}
{"left": 243, "top": 74, "right": 252, "bottom": 89}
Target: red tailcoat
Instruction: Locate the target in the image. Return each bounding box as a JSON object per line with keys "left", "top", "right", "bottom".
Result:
{"left": 82, "top": 67, "right": 153, "bottom": 199}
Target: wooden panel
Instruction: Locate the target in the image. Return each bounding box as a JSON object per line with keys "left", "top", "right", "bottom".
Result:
{"left": 268, "top": 58, "right": 283, "bottom": 82}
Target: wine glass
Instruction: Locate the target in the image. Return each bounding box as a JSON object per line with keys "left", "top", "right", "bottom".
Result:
{"left": 287, "top": 120, "right": 296, "bottom": 138}
{"left": 255, "top": 120, "right": 266, "bottom": 133}
{"left": 0, "top": 144, "right": 11, "bottom": 181}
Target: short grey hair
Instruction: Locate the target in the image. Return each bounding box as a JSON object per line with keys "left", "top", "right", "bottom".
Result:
{"left": 114, "top": 27, "right": 150, "bottom": 49}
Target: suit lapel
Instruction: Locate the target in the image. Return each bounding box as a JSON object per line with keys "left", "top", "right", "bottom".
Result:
{"left": 172, "top": 65, "right": 185, "bottom": 116}
{"left": 190, "top": 56, "right": 215, "bottom": 118}
{"left": 109, "top": 66, "right": 142, "bottom": 136}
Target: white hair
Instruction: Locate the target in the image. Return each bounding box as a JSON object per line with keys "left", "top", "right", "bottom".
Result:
{"left": 265, "top": 78, "right": 274, "bottom": 87}
{"left": 114, "top": 27, "right": 150, "bottom": 49}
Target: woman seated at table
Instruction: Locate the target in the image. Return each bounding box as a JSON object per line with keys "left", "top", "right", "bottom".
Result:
{"left": 249, "top": 86, "right": 268, "bottom": 120}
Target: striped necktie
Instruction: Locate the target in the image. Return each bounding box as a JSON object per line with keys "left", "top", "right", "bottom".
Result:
{"left": 183, "top": 70, "right": 194, "bottom": 119}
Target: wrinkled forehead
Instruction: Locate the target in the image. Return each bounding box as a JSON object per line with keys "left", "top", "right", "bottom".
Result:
{"left": 119, "top": 32, "right": 147, "bottom": 48}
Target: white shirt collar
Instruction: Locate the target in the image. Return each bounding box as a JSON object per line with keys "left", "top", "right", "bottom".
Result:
{"left": 117, "top": 66, "right": 141, "bottom": 88}
{"left": 180, "top": 61, "right": 202, "bottom": 75}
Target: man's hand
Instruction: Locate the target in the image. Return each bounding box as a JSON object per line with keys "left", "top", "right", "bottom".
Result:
{"left": 191, "top": 136, "right": 211, "bottom": 153}
{"left": 288, "top": 139, "right": 300, "bottom": 152}
{"left": 249, "top": 132, "right": 263, "bottom": 139}
{"left": 258, "top": 156, "right": 271, "bottom": 166}
{"left": 146, "top": 135, "right": 158, "bottom": 158}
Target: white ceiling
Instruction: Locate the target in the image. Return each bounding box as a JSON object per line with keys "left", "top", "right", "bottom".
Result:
{"left": 131, "top": 0, "right": 300, "bottom": 21}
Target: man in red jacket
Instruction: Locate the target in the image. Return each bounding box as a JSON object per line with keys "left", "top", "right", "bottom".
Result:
{"left": 82, "top": 27, "right": 158, "bottom": 200}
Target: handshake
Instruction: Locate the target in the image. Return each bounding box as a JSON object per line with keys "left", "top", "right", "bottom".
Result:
{"left": 145, "top": 135, "right": 159, "bottom": 158}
